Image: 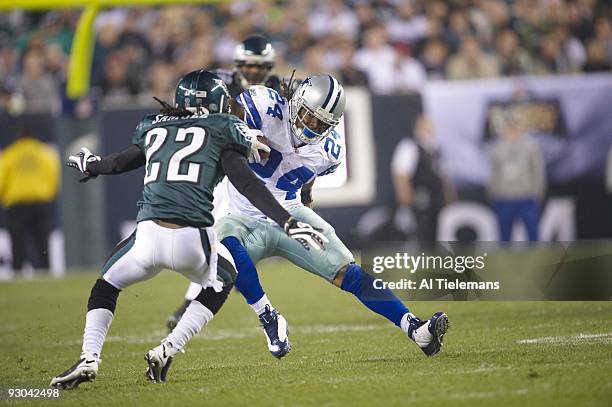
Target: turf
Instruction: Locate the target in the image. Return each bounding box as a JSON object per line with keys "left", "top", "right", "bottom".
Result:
{"left": 0, "top": 259, "right": 610, "bottom": 406}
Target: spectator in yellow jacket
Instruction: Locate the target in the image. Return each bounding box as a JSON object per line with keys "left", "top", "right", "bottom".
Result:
{"left": 0, "top": 127, "right": 60, "bottom": 272}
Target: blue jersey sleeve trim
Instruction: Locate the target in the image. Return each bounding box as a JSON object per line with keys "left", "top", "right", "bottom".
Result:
{"left": 235, "top": 93, "right": 245, "bottom": 107}
{"left": 236, "top": 94, "right": 254, "bottom": 128}
{"left": 239, "top": 90, "right": 263, "bottom": 130}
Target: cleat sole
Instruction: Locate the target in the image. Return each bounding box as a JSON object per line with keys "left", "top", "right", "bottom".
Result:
{"left": 428, "top": 313, "right": 450, "bottom": 357}
{"left": 51, "top": 370, "right": 97, "bottom": 390}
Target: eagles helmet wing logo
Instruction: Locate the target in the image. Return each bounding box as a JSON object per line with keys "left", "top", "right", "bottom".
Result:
{"left": 211, "top": 78, "right": 229, "bottom": 95}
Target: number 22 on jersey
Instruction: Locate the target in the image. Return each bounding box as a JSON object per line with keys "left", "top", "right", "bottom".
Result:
{"left": 143, "top": 127, "right": 207, "bottom": 184}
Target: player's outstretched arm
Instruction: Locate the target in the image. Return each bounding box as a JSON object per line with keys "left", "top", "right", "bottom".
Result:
{"left": 220, "top": 149, "right": 328, "bottom": 250}
{"left": 66, "top": 145, "right": 145, "bottom": 182}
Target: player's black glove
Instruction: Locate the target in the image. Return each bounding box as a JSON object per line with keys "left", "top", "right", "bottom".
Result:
{"left": 66, "top": 147, "right": 101, "bottom": 183}
{"left": 284, "top": 216, "right": 329, "bottom": 251}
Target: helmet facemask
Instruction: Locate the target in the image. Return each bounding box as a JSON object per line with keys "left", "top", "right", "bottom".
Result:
{"left": 288, "top": 74, "right": 346, "bottom": 145}
{"left": 290, "top": 99, "right": 338, "bottom": 145}
{"left": 236, "top": 62, "right": 273, "bottom": 88}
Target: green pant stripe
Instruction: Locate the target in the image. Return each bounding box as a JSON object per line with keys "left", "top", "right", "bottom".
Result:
{"left": 216, "top": 256, "right": 236, "bottom": 287}
{"left": 216, "top": 268, "right": 232, "bottom": 287}
{"left": 199, "top": 229, "right": 211, "bottom": 263}
{"left": 101, "top": 232, "right": 136, "bottom": 275}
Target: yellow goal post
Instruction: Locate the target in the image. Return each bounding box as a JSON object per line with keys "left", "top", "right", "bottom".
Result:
{"left": 1, "top": 1, "right": 223, "bottom": 99}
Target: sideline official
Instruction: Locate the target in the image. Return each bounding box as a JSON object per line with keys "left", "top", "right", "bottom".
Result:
{"left": 0, "top": 126, "right": 60, "bottom": 271}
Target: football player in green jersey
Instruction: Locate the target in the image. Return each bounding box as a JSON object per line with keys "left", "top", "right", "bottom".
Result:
{"left": 51, "top": 70, "right": 327, "bottom": 389}
{"left": 216, "top": 34, "right": 283, "bottom": 98}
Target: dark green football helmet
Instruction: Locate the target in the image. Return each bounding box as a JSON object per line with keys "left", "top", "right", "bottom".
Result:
{"left": 174, "top": 70, "right": 231, "bottom": 114}
{"left": 233, "top": 35, "right": 276, "bottom": 87}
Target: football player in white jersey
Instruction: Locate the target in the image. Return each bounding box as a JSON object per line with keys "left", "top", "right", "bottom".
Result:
{"left": 50, "top": 70, "right": 328, "bottom": 389}
{"left": 175, "top": 75, "right": 449, "bottom": 359}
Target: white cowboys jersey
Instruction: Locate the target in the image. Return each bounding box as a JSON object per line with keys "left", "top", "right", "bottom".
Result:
{"left": 216, "top": 85, "right": 345, "bottom": 219}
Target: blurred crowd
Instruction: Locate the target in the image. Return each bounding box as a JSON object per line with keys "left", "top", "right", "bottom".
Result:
{"left": 0, "top": 0, "right": 610, "bottom": 112}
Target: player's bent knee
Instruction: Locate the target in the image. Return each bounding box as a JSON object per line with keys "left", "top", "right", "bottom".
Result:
{"left": 193, "top": 284, "right": 232, "bottom": 315}
{"left": 88, "top": 278, "right": 121, "bottom": 313}
{"left": 332, "top": 265, "right": 348, "bottom": 287}
{"left": 336, "top": 264, "right": 362, "bottom": 294}
{"left": 221, "top": 236, "right": 243, "bottom": 252}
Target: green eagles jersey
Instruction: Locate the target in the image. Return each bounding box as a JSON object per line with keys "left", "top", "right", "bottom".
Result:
{"left": 131, "top": 112, "right": 252, "bottom": 227}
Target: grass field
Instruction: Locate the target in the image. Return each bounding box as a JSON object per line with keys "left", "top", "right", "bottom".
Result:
{"left": 0, "top": 259, "right": 611, "bottom": 406}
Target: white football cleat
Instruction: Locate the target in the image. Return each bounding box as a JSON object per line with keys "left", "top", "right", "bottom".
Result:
{"left": 258, "top": 305, "right": 291, "bottom": 359}
{"left": 50, "top": 352, "right": 99, "bottom": 390}
{"left": 408, "top": 312, "right": 450, "bottom": 357}
{"left": 145, "top": 341, "right": 179, "bottom": 383}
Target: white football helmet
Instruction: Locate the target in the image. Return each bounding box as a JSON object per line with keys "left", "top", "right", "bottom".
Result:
{"left": 289, "top": 75, "right": 346, "bottom": 145}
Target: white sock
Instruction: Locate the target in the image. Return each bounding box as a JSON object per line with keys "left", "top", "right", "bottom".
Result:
{"left": 400, "top": 312, "right": 417, "bottom": 334}
{"left": 82, "top": 308, "right": 113, "bottom": 358}
{"left": 185, "top": 282, "right": 202, "bottom": 301}
{"left": 250, "top": 294, "right": 274, "bottom": 315}
{"left": 165, "top": 301, "right": 213, "bottom": 349}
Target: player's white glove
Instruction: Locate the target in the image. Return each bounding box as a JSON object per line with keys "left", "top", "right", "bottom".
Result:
{"left": 66, "top": 147, "right": 101, "bottom": 183}
{"left": 244, "top": 128, "right": 271, "bottom": 163}
{"left": 284, "top": 216, "right": 329, "bottom": 251}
